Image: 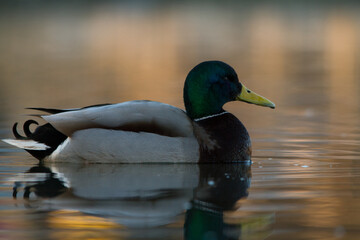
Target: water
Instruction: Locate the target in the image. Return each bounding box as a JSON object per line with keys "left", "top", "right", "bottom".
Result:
{"left": 1, "top": 1, "right": 360, "bottom": 240}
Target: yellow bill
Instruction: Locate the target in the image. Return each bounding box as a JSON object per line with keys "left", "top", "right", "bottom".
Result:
{"left": 236, "top": 85, "right": 275, "bottom": 109}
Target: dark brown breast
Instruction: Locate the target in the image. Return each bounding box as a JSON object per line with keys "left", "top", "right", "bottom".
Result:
{"left": 194, "top": 112, "right": 252, "bottom": 163}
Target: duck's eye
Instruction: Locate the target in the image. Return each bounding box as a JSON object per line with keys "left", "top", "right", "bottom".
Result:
{"left": 247, "top": 89, "right": 251, "bottom": 93}
{"left": 224, "top": 76, "right": 235, "bottom": 82}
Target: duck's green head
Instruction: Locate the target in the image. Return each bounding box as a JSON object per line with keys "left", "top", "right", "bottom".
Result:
{"left": 184, "top": 61, "right": 275, "bottom": 119}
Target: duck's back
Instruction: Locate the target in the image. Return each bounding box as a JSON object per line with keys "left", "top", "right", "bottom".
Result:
{"left": 194, "top": 112, "right": 251, "bottom": 163}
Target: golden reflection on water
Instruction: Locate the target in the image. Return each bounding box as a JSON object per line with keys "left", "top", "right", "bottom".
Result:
{"left": 47, "top": 210, "right": 121, "bottom": 240}
{"left": 48, "top": 210, "right": 119, "bottom": 230}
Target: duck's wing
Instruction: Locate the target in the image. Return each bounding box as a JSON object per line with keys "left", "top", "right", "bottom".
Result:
{"left": 41, "top": 100, "right": 195, "bottom": 138}
{"left": 28, "top": 103, "right": 112, "bottom": 114}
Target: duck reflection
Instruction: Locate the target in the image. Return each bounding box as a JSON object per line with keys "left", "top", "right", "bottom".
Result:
{"left": 12, "top": 162, "right": 251, "bottom": 239}
{"left": 185, "top": 164, "right": 251, "bottom": 240}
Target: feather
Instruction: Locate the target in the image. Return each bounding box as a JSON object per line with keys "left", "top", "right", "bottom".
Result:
{"left": 2, "top": 139, "right": 50, "bottom": 150}
{"left": 43, "top": 101, "right": 194, "bottom": 138}
{"left": 47, "top": 128, "right": 199, "bottom": 163}
{"left": 27, "top": 103, "right": 112, "bottom": 114}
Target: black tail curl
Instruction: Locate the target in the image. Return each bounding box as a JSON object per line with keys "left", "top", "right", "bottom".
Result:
{"left": 23, "top": 120, "right": 39, "bottom": 137}
{"left": 12, "top": 122, "right": 26, "bottom": 139}
{"left": 12, "top": 120, "right": 67, "bottom": 160}
{"left": 12, "top": 120, "right": 39, "bottom": 140}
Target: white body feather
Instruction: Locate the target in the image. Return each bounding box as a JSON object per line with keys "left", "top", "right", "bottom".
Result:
{"left": 47, "top": 128, "right": 199, "bottom": 163}
{"left": 3, "top": 101, "right": 200, "bottom": 163}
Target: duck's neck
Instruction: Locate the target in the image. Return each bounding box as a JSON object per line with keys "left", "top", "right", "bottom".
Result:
{"left": 193, "top": 111, "right": 228, "bottom": 122}
{"left": 184, "top": 90, "right": 224, "bottom": 120}
{"left": 185, "top": 103, "right": 224, "bottom": 120}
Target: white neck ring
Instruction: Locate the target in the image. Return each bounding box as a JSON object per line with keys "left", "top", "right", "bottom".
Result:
{"left": 194, "top": 111, "right": 229, "bottom": 122}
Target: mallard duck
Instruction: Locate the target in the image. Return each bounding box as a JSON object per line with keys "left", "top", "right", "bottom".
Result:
{"left": 3, "top": 61, "right": 275, "bottom": 163}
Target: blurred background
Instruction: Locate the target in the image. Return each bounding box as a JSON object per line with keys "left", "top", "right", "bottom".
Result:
{"left": 0, "top": 0, "right": 360, "bottom": 161}
{"left": 0, "top": 0, "right": 359, "bottom": 121}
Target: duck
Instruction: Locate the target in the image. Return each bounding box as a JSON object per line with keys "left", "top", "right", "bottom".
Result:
{"left": 2, "top": 61, "right": 275, "bottom": 163}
